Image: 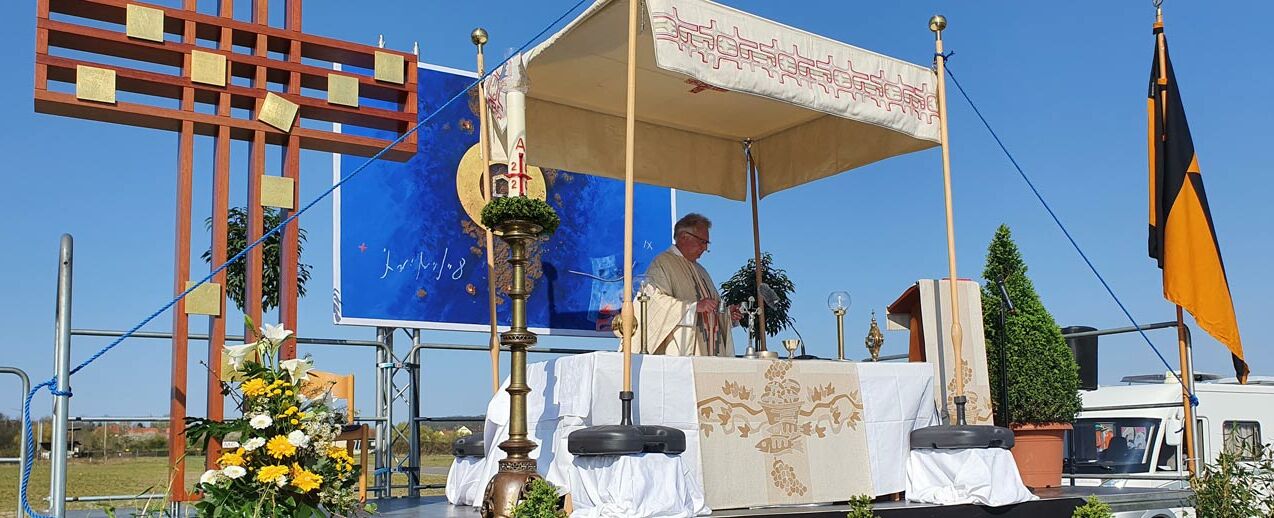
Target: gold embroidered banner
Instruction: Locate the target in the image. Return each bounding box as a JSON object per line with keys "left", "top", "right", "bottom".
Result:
{"left": 693, "top": 357, "right": 872, "bottom": 508}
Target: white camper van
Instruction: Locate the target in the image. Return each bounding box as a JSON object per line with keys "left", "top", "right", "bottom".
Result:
{"left": 1064, "top": 373, "right": 1274, "bottom": 517}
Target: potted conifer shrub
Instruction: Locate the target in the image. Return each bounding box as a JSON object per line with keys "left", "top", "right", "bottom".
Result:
{"left": 980, "top": 225, "right": 1082, "bottom": 488}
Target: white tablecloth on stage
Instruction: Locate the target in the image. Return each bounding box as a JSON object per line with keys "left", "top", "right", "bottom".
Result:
{"left": 905, "top": 448, "right": 1037, "bottom": 506}
{"left": 447, "top": 352, "right": 937, "bottom": 514}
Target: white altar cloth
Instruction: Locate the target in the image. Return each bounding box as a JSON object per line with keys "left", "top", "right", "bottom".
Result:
{"left": 449, "top": 352, "right": 937, "bottom": 513}
{"left": 906, "top": 448, "right": 1037, "bottom": 506}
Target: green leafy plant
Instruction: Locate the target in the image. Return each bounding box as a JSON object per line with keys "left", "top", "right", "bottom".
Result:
{"left": 1071, "top": 495, "right": 1113, "bottom": 518}
{"left": 481, "top": 196, "right": 560, "bottom": 236}
{"left": 1190, "top": 445, "right": 1274, "bottom": 517}
{"left": 202, "top": 206, "right": 312, "bottom": 312}
{"left": 720, "top": 252, "right": 795, "bottom": 338}
{"left": 512, "top": 478, "right": 567, "bottom": 518}
{"left": 980, "top": 224, "right": 1081, "bottom": 425}
{"left": 845, "top": 494, "right": 875, "bottom": 518}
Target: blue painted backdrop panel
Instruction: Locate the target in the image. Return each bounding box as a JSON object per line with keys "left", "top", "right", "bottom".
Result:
{"left": 335, "top": 66, "right": 672, "bottom": 335}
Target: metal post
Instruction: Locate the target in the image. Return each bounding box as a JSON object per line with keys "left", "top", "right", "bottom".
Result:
{"left": 51, "top": 233, "right": 74, "bottom": 518}
{"left": 1, "top": 367, "right": 31, "bottom": 518}
{"left": 408, "top": 342, "right": 422, "bottom": 498}
{"left": 374, "top": 327, "right": 391, "bottom": 497}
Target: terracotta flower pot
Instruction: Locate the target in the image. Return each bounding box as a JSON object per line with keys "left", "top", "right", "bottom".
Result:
{"left": 1009, "top": 422, "right": 1071, "bottom": 488}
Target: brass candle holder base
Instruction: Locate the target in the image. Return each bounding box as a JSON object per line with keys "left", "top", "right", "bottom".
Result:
{"left": 481, "top": 219, "right": 543, "bottom": 518}
{"left": 480, "top": 467, "right": 541, "bottom": 518}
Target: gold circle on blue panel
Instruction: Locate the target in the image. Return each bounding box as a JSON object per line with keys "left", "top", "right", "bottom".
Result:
{"left": 455, "top": 143, "right": 546, "bottom": 229}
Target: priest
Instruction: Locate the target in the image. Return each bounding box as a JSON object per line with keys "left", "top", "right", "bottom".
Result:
{"left": 637, "top": 213, "right": 742, "bottom": 356}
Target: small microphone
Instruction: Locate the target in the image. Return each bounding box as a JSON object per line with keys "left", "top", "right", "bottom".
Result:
{"left": 996, "top": 276, "right": 1016, "bottom": 314}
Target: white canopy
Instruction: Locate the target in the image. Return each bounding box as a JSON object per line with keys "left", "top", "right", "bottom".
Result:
{"left": 486, "top": 0, "right": 942, "bottom": 200}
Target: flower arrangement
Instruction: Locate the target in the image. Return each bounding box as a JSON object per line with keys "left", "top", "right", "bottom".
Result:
{"left": 185, "top": 318, "right": 369, "bottom": 517}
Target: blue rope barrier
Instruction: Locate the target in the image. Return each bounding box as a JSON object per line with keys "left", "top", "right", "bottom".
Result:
{"left": 18, "top": 0, "right": 592, "bottom": 515}
{"left": 942, "top": 65, "right": 1198, "bottom": 407}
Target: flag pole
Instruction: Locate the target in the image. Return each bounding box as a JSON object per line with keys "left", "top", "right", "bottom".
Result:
{"left": 1153, "top": 3, "right": 1198, "bottom": 476}
{"left": 473, "top": 28, "right": 500, "bottom": 395}
{"left": 931, "top": 15, "right": 968, "bottom": 425}
{"left": 1176, "top": 305, "right": 1197, "bottom": 475}
{"left": 621, "top": 0, "right": 638, "bottom": 396}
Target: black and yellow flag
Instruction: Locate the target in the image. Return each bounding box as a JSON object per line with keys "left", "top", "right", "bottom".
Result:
{"left": 1147, "top": 25, "right": 1248, "bottom": 382}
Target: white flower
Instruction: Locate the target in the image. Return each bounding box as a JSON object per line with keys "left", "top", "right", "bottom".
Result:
{"left": 287, "top": 430, "right": 311, "bottom": 448}
{"left": 224, "top": 343, "right": 258, "bottom": 370}
{"left": 221, "top": 440, "right": 240, "bottom": 449}
{"left": 249, "top": 414, "right": 273, "bottom": 429}
{"left": 242, "top": 437, "right": 266, "bottom": 451}
{"left": 222, "top": 466, "right": 246, "bottom": 479}
{"left": 275, "top": 475, "right": 288, "bottom": 487}
{"left": 199, "top": 469, "right": 222, "bottom": 485}
{"left": 261, "top": 323, "right": 292, "bottom": 345}
{"left": 280, "top": 358, "right": 313, "bottom": 383}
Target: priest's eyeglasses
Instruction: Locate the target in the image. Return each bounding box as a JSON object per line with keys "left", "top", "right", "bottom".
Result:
{"left": 684, "top": 231, "right": 710, "bottom": 248}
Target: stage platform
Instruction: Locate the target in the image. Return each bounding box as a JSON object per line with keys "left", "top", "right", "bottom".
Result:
{"left": 371, "top": 486, "right": 1192, "bottom": 517}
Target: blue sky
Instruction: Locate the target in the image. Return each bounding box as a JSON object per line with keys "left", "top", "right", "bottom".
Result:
{"left": 2, "top": 1, "right": 1270, "bottom": 423}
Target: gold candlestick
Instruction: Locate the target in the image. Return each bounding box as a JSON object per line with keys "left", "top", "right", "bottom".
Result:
{"left": 481, "top": 219, "right": 542, "bottom": 518}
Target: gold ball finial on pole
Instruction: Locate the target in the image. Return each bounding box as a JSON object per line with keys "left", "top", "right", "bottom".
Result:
{"left": 471, "top": 27, "right": 489, "bottom": 47}
{"left": 928, "top": 14, "right": 947, "bottom": 33}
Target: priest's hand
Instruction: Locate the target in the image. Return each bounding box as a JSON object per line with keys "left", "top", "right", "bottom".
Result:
{"left": 728, "top": 304, "right": 743, "bottom": 324}
{"left": 695, "top": 298, "right": 719, "bottom": 314}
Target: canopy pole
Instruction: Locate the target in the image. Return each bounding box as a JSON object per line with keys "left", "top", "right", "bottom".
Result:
{"left": 746, "top": 141, "right": 767, "bottom": 353}
{"left": 931, "top": 15, "right": 967, "bottom": 425}
{"left": 621, "top": 0, "right": 638, "bottom": 393}
{"left": 473, "top": 28, "right": 500, "bottom": 395}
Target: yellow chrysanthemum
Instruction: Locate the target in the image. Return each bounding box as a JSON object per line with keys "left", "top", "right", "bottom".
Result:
{"left": 327, "top": 446, "right": 353, "bottom": 462}
{"left": 217, "top": 450, "right": 245, "bottom": 467}
{"left": 290, "top": 464, "right": 324, "bottom": 493}
{"left": 241, "top": 378, "right": 268, "bottom": 398}
{"left": 256, "top": 464, "right": 289, "bottom": 483}
{"left": 265, "top": 435, "right": 296, "bottom": 459}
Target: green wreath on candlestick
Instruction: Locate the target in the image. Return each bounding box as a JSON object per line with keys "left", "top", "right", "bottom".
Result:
{"left": 481, "top": 195, "right": 560, "bottom": 236}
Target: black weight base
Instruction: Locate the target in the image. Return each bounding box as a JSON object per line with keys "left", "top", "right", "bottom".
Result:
{"left": 910, "top": 424, "right": 1014, "bottom": 450}
{"left": 451, "top": 434, "right": 485, "bottom": 457}
{"left": 567, "top": 425, "right": 643, "bottom": 456}
{"left": 639, "top": 425, "right": 687, "bottom": 454}
{"left": 567, "top": 424, "right": 687, "bottom": 456}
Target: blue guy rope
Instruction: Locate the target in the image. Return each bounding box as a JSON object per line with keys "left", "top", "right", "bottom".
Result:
{"left": 19, "top": 0, "right": 593, "bottom": 515}
{"left": 941, "top": 64, "right": 1198, "bottom": 407}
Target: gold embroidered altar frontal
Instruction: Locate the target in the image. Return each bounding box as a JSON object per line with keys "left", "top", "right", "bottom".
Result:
{"left": 693, "top": 358, "right": 872, "bottom": 508}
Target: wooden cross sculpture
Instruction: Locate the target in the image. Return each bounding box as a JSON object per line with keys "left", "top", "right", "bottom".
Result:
{"left": 34, "top": 0, "right": 417, "bottom": 499}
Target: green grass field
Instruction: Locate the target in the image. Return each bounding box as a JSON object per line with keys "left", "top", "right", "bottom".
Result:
{"left": 0, "top": 455, "right": 453, "bottom": 517}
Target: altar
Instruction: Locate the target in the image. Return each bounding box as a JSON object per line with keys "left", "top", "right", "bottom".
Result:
{"left": 447, "top": 352, "right": 937, "bottom": 514}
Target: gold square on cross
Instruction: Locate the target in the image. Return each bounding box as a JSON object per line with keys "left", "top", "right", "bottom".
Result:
{"left": 258, "top": 92, "right": 299, "bottom": 132}
{"left": 260, "top": 175, "right": 295, "bottom": 209}
{"left": 190, "top": 50, "right": 227, "bottom": 87}
{"left": 184, "top": 281, "right": 222, "bottom": 316}
{"left": 125, "top": 4, "right": 165, "bottom": 43}
{"left": 75, "top": 65, "right": 116, "bottom": 104}
{"left": 374, "top": 51, "right": 405, "bottom": 84}
{"left": 327, "top": 73, "right": 359, "bottom": 107}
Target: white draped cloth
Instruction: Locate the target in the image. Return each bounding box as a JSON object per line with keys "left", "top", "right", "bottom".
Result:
{"left": 445, "top": 456, "right": 486, "bottom": 506}
{"left": 446, "top": 353, "right": 939, "bottom": 514}
{"left": 906, "top": 448, "right": 1037, "bottom": 506}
